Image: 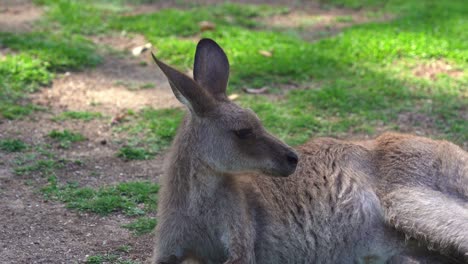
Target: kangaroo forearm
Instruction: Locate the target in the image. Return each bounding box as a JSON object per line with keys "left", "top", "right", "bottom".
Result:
{"left": 384, "top": 187, "right": 468, "bottom": 259}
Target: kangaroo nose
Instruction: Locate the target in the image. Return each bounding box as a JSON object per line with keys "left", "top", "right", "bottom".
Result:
{"left": 286, "top": 151, "right": 298, "bottom": 165}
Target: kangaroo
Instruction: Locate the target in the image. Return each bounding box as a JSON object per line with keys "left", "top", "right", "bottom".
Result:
{"left": 151, "top": 38, "right": 468, "bottom": 264}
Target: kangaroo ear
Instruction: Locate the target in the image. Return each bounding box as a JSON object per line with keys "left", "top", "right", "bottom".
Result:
{"left": 193, "top": 38, "right": 229, "bottom": 101}
{"left": 152, "top": 53, "right": 215, "bottom": 115}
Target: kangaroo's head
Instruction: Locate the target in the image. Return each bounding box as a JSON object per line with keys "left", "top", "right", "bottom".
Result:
{"left": 153, "top": 38, "right": 298, "bottom": 177}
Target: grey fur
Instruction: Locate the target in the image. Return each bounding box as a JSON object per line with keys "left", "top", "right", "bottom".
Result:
{"left": 151, "top": 39, "right": 468, "bottom": 264}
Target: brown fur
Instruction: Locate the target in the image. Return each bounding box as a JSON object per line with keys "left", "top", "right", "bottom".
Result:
{"left": 151, "top": 39, "right": 468, "bottom": 264}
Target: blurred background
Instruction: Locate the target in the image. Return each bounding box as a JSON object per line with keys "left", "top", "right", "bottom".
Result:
{"left": 0, "top": 0, "right": 466, "bottom": 263}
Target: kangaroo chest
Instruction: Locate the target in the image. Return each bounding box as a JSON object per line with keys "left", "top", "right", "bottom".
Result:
{"left": 254, "top": 183, "right": 400, "bottom": 263}
{"left": 251, "top": 151, "right": 403, "bottom": 264}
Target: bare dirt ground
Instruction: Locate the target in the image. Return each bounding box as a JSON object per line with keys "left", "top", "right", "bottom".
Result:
{"left": 0, "top": 0, "right": 43, "bottom": 32}
{"left": 0, "top": 2, "right": 171, "bottom": 263}
{"left": 33, "top": 54, "right": 180, "bottom": 116}
{"left": 0, "top": 181, "right": 154, "bottom": 263}
{"left": 412, "top": 59, "right": 464, "bottom": 81}
{"left": 1, "top": 1, "right": 462, "bottom": 263}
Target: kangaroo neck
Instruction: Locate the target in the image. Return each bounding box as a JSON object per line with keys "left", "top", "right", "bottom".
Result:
{"left": 162, "top": 115, "right": 229, "bottom": 208}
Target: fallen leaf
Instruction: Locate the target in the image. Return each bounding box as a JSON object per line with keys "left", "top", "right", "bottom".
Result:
{"left": 259, "top": 50, "right": 273, "bottom": 57}
{"left": 228, "top": 94, "right": 239, "bottom": 100}
{"left": 111, "top": 112, "right": 128, "bottom": 126}
{"left": 199, "top": 21, "right": 216, "bottom": 32}
{"left": 132, "top": 43, "right": 152, "bottom": 56}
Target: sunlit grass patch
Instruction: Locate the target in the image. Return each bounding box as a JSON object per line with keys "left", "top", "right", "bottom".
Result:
{"left": 0, "top": 53, "right": 53, "bottom": 92}
{"left": 0, "top": 32, "right": 101, "bottom": 119}
{"left": 0, "top": 32, "right": 101, "bottom": 71}
{"left": 42, "top": 178, "right": 159, "bottom": 216}
{"left": 35, "top": 0, "right": 127, "bottom": 35}
{"left": 0, "top": 54, "right": 52, "bottom": 119}
{"left": 112, "top": 3, "right": 289, "bottom": 37}
{"left": 12, "top": 0, "right": 468, "bottom": 145}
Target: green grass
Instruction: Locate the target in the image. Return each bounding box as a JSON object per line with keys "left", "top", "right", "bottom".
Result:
{"left": 42, "top": 178, "right": 159, "bottom": 216}
{"left": 0, "top": 31, "right": 101, "bottom": 119}
{"left": 115, "top": 108, "right": 184, "bottom": 155}
{"left": 117, "top": 147, "right": 154, "bottom": 161}
{"left": 48, "top": 129, "right": 87, "bottom": 148}
{"left": 112, "top": 4, "right": 288, "bottom": 37}
{"left": 37, "top": 1, "right": 288, "bottom": 36}
{"left": 0, "top": 104, "right": 40, "bottom": 120}
{"left": 5, "top": 0, "right": 467, "bottom": 145}
{"left": 52, "top": 111, "right": 103, "bottom": 122}
{"left": 0, "top": 54, "right": 52, "bottom": 119}
{"left": 107, "top": 0, "right": 466, "bottom": 145}
{"left": 335, "top": 15, "right": 354, "bottom": 23}
{"left": 322, "top": 0, "right": 385, "bottom": 9}
{"left": 0, "top": 32, "right": 101, "bottom": 71}
{"left": 14, "top": 159, "right": 63, "bottom": 176}
{"left": 12, "top": 145, "right": 81, "bottom": 177}
{"left": 114, "top": 81, "right": 155, "bottom": 91}
{"left": 122, "top": 217, "right": 157, "bottom": 235}
{"left": 0, "top": 139, "right": 27, "bottom": 152}
{"left": 35, "top": 0, "right": 128, "bottom": 35}
{"left": 137, "top": 83, "right": 155, "bottom": 90}
{"left": 86, "top": 254, "right": 139, "bottom": 264}
{"left": 86, "top": 254, "right": 118, "bottom": 264}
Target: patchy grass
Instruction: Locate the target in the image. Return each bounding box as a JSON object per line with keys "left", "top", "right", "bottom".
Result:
{"left": 335, "top": 15, "right": 354, "bottom": 23}
{"left": 112, "top": 0, "right": 466, "bottom": 145}
{"left": 137, "top": 83, "right": 155, "bottom": 90}
{"left": 23, "top": 0, "right": 467, "bottom": 145}
{"left": 114, "top": 81, "right": 155, "bottom": 91}
{"left": 35, "top": 0, "right": 127, "bottom": 35}
{"left": 48, "top": 129, "right": 87, "bottom": 148}
{"left": 11, "top": 145, "right": 82, "bottom": 177}
{"left": 322, "top": 0, "right": 384, "bottom": 9}
{"left": 0, "top": 32, "right": 101, "bottom": 71}
{"left": 0, "top": 54, "right": 52, "bottom": 119}
{"left": 122, "top": 217, "right": 157, "bottom": 236}
{"left": 115, "top": 108, "right": 184, "bottom": 155}
{"left": 0, "top": 104, "right": 41, "bottom": 120}
{"left": 86, "top": 253, "right": 139, "bottom": 264}
{"left": 0, "top": 32, "right": 101, "bottom": 119}
{"left": 86, "top": 254, "right": 118, "bottom": 264}
{"left": 14, "top": 159, "right": 63, "bottom": 176}
{"left": 116, "top": 245, "right": 132, "bottom": 253}
{"left": 42, "top": 178, "right": 159, "bottom": 216}
{"left": 112, "top": 3, "right": 288, "bottom": 37}
{"left": 0, "top": 139, "right": 28, "bottom": 152}
{"left": 52, "top": 111, "right": 103, "bottom": 122}
{"left": 117, "top": 147, "right": 154, "bottom": 161}
{"left": 0, "top": 53, "right": 53, "bottom": 91}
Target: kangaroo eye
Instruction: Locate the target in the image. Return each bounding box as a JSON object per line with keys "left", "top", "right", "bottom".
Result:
{"left": 234, "top": 128, "right": 254, "bottom": 139}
